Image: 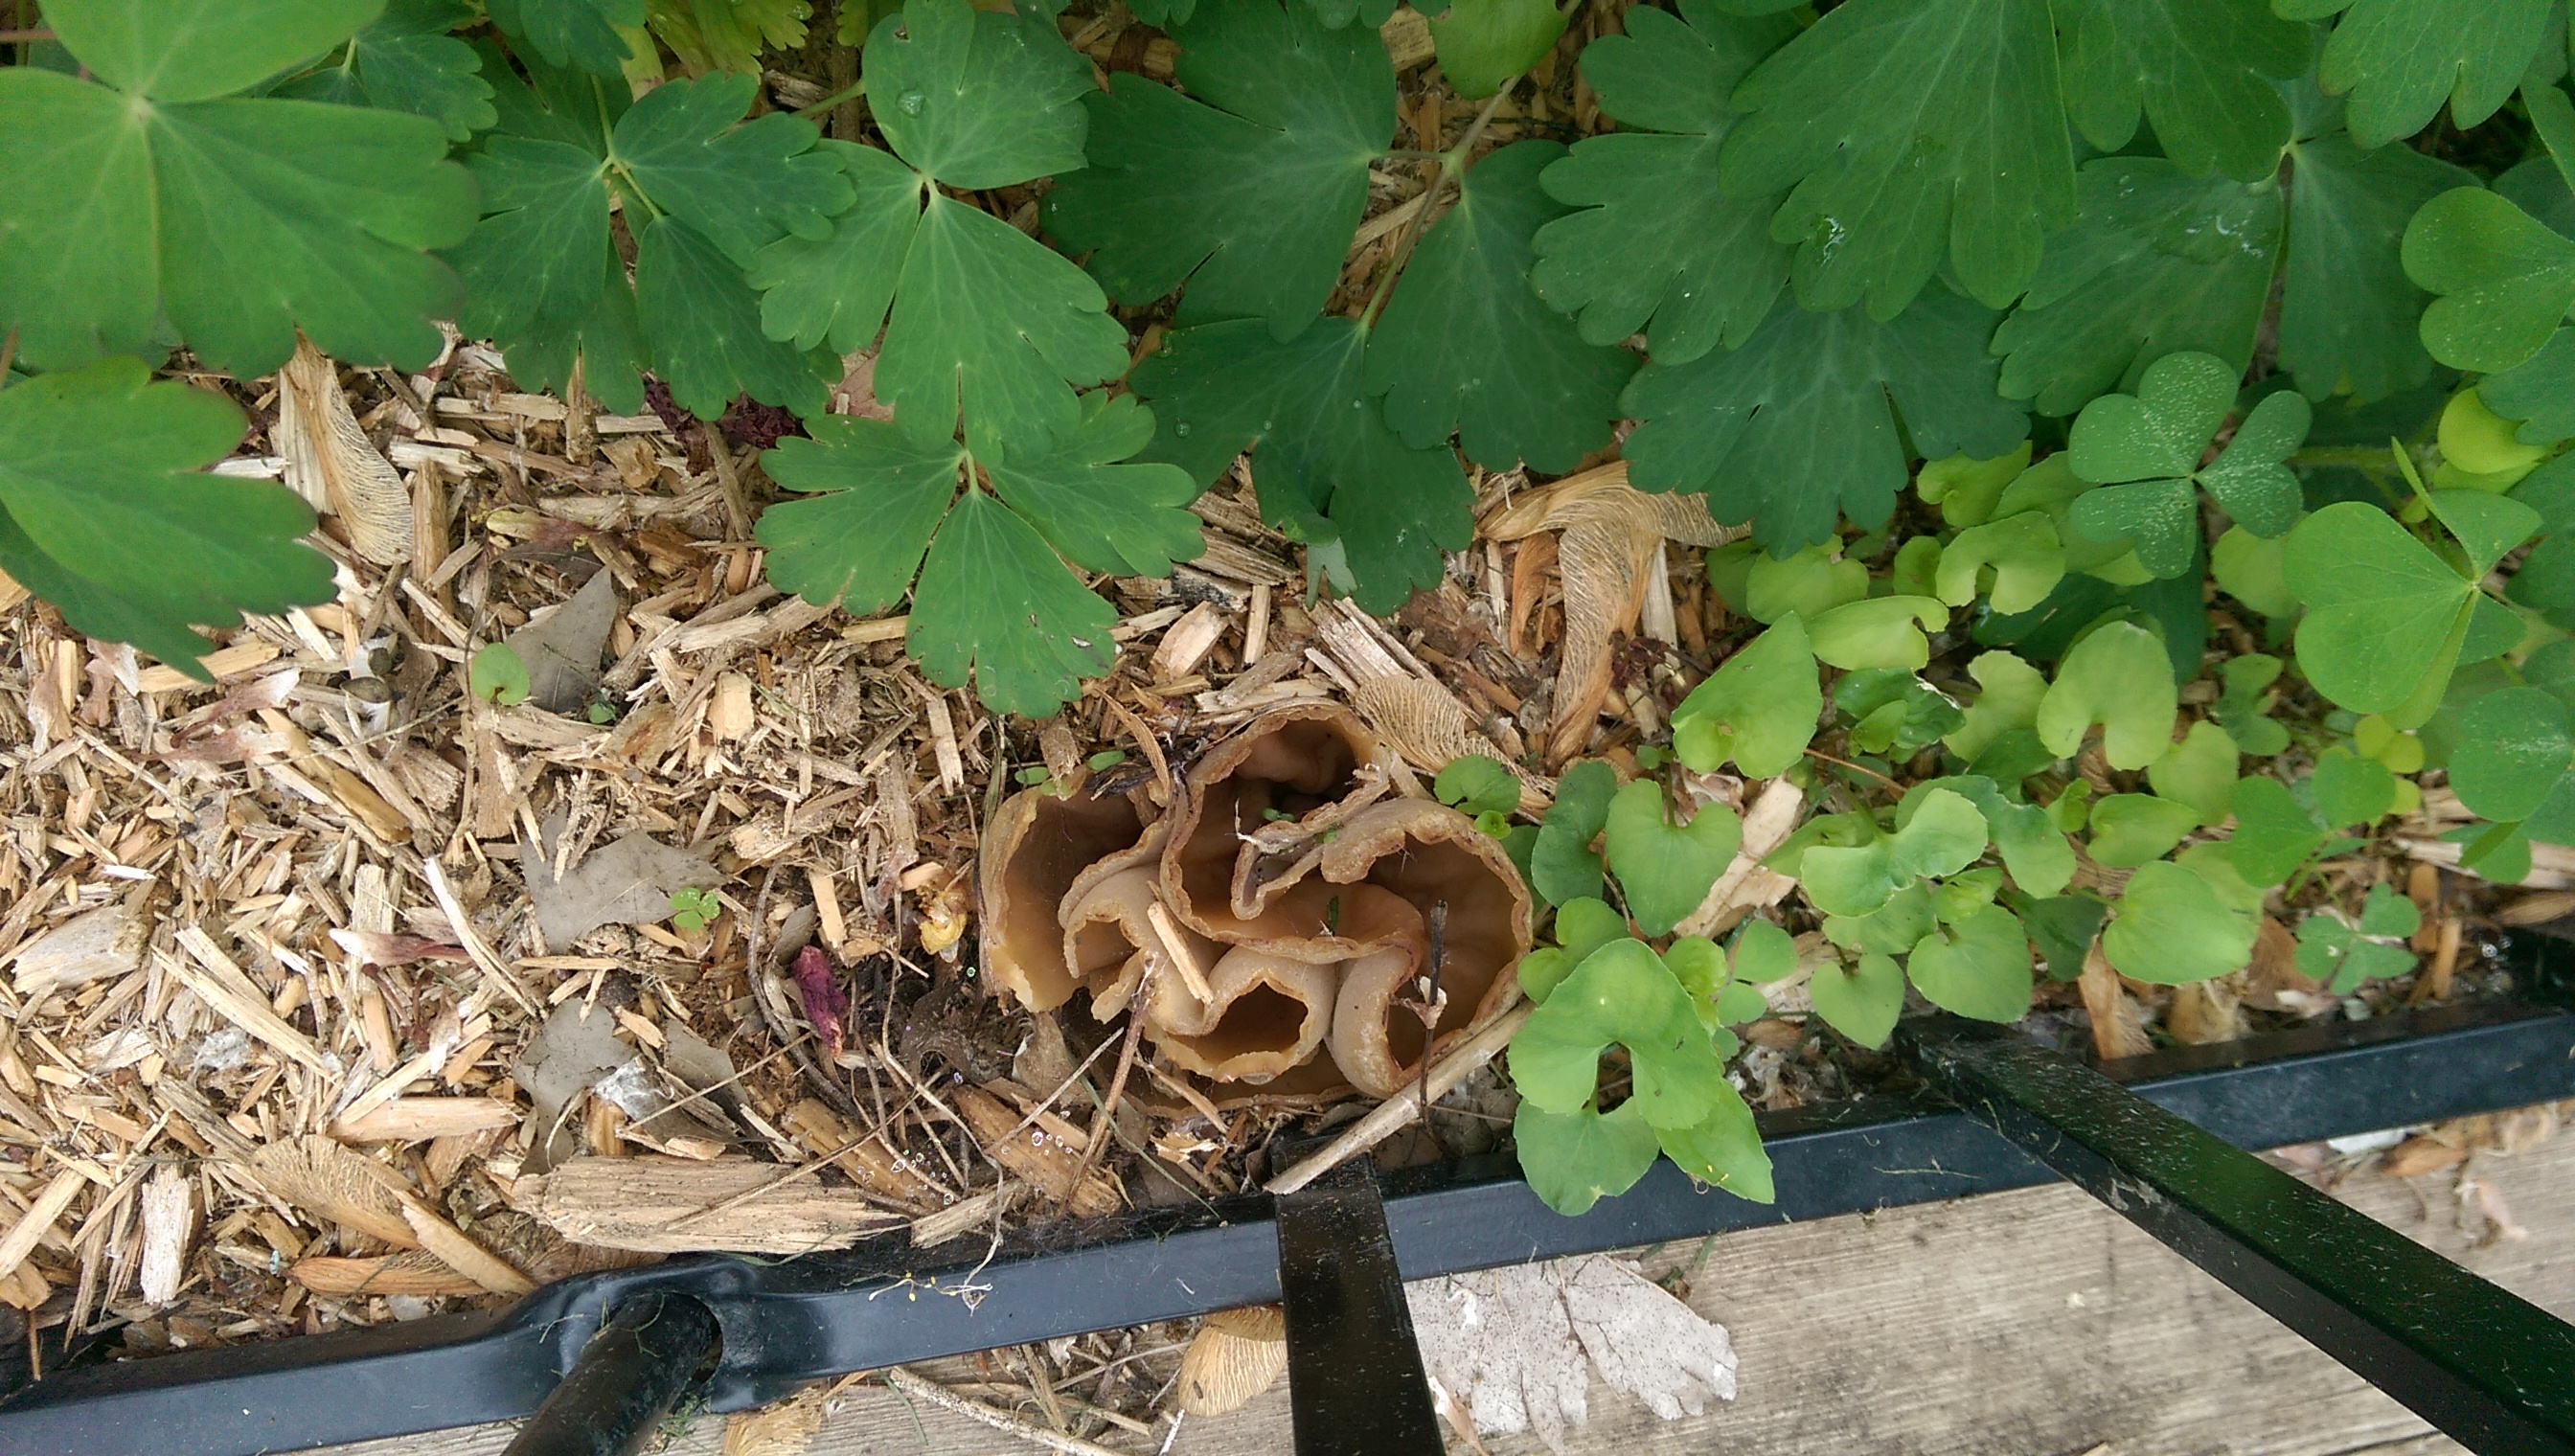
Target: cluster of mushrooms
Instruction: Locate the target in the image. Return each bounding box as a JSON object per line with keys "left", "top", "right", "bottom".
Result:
{"left": 980, "top": 706, "right": 1533, "bottom": 1101}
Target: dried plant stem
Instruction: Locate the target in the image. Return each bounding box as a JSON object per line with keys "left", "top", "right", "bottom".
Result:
{"left": 1265, "top": 1001, "right": 1535, "bottom": 1196}
{"left": 1060, "top": 963, "right": 1156, "bottom": 1213}
{"left": 879, "top": 1367, "right": 1132, "bottom": 1456}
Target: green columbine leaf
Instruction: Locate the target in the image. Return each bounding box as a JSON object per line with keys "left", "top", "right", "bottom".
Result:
{"left": 1435, "top": 755, "right": 1522, "bottom": 817}
{"left": 1797, "top": 787, "right": 1989, "bottom": 919}
{"left": 2450, "top": 687, "right": 2575, "bottom": 824}
{"left": 1947, "top": 650, "right": 2049, "bottom": 762}
{"left": 1717, "top": 0, "right": 2074, "bottom": 317}
{"left": 1627, "top": 290, "right": 2031, "bottom": 553}
{"left": 1905, "top": 904, "right": 2032, "bottom": 1023}
{"left": 1511, "top": 940, "right": 1727, "bottom": 1127}
{"left": 1532, "top": 761, "right": 1618, "bottom": 907}
{"left": 2037, "top": 621, "right": 2178, "bottom": 770}
{"left": 2227, "top": 774, "right": 2328, "bottom": 885}
{"left": 1604, "top": 781, "right": 1743, "bottom": 937}
{"left": 0, "top": 0, "right": 476, "bottom": 375}
{"left": 2101, "top": 857, "right": 2255, "bottom": 984}
{"left": 487, "top": 0, "right": 643, "bottom": 76}
{"left": 1514, "top": 1101, "right": 1661, "bottom": 1216}
{"left": 1672, "top": 615, "right": 1822, "bottom": 778}
{"left": 760, "top": 398, "right": 1200, "bottom": 716}
{"left": 1656, "top": 1084, "right": 1773, "bottom": 1201}
{"left": 2065, "top": 352, "right": 2311, "bottom": 579}
{"left": 2282, "top": 501, "right": 2480, "bottom": 717}
{"left": 649, "top": 0, "right": 811, "bottom": 74}
{"left": 1366, "top": 141, "right": 1636, "bottom": 472}
{"left": 1429, "top": 0, "right": 1570, "bottom": 98}
{"left": 861, "top": 0, "right": 1089, "bottom": 189}
{"left": 452, "top": 68, "right": 850, "bottom": 419}
{"left": 1528, "top": 1, "right": 1795, "bottom": 365}
{"left": 2289, "top": 0, "right": 2554, "bottom": 149}
{"left": 2147, "top": 720, "right": 2241, "bottom": 825}
{"left": 2279, "top": 130, "right": 2477, "bottom": 405}
{"left": 2052, "top": 0, "right": 2305, "bottom": 181}
{"left": 281, "top": 0, "right": 496, "bottom": 143}
{"left": 2085, "top": 793, "right": 2200, "bottom": 867}
{"left": 2404, "top": 186, "right": 2575, "bottom": 375}
{"left": 1044, "top": 0, "right": 1394, "bottom": 335}
{"left": 0, "top": 359, "right": 336, "bottom": 674}
{"left": 1992, "top": 160, "right": 2282, "bottom": 420}
{"left": 1936, "top": 512, "right": 2063, "bottom": 616}
{"left": 1809, "top": 951, "right": 1904, "bottom": 1049}
{"left": 1128, "top": 318, "right": 1471, "bottom": 611}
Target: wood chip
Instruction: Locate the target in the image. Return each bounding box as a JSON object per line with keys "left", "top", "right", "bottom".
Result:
{"left": 0, "top": 1170, "right": 85, "bottom": 1282}
{"left": 399, "top": 1197, "right": 535, "bottom": 1296}
{"left": 138, "top": 1164, "right": 193, "bottom": 1305}
{"left": 171, "top": 927, "right": 330, "bottom": 1071}
{"left": 511, "top": 1155, "right": 903, "bottom": 1254}
{"left": 290, "top": 1252, "right": 489, "bottom": 1298}
{"left": 331, "top": 1096, "right": 520, "bottom": 1144}
{"left": 953, "top": 1086, "right": 1120, "bottom": 1217}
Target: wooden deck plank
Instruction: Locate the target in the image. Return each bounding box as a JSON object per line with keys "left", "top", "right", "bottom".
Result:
{"left": 294, "top": 1126, "right": 2575, "bottom": 1456}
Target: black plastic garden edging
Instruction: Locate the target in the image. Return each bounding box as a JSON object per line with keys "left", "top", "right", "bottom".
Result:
{"left": 5, "top": 933, "right": 2573, "bottom": 1456}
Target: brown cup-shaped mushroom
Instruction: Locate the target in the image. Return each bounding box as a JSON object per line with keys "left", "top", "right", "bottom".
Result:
{"left": 1059, "top": 822, "right": 1223, "bottom": 1021}
{"left": 1158, "top": 704, "right": 1390, "bottom": 952}
{"left": 1143, "top": 945, "right": 1339, "bottom": 1082}
{"left": 980, "top": 771, "right": 1150, "bottom": 1013}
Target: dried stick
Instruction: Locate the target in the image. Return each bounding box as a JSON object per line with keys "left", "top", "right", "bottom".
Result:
{"left": 879, "top": 1367, "right": 1132, "bottom": 1456}
{"left": 1059, "top": 962, "right": 1155, "bottom": 1213}
{"left": 1265, "top": 1002, "right": 1534, "bottom": 1196}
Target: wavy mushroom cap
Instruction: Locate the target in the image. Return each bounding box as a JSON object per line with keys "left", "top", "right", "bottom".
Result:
{"left": 1146, "top": 945, "right": 1340, "bottom": 1083}
{"left": 1159, "top": 704, "right": 1392, "bottom": 951}
{"left": 980, "top": 771, "right": 1149, "bottom": 1013}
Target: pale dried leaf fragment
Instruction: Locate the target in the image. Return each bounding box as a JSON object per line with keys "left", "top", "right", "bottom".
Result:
{"left": 504, "top": 571, "right": 620, "bottom": 715}
{"left": 1177, "top": 1305, "right": 1288, "bottom": 1417}
{"left": 522, "top": 824, "right": 721, "bottom": 953}
{"left": 1407, "top": 1255, "right": 1736, "bottom": 1455}
{"left": 280, "top": 338, "right": 412, "bottom": 566}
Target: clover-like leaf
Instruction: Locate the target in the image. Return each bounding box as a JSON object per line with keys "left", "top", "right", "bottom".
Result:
{"left": 1716, "top": 0, "right": 2075, "bottom": 317}
{"left": 1044, "top": 0, "right": 1395, "bottom": 335}
{"left": 2225, "top": 775, "right": 2326, "bottom": 886}
{"left": 1672, "top": 615, "right": 1823, "bottom": 779}
{"left": 1655, "top": 1083, "right": 1773, "bottom": 1201}
{"left": 0, "top": 359, "right": 337, "bottom": 675}
{"left": 1743, "top": 547, "right": 1868, "bottom": 624}
{"left": 1531, "top": 761, "right": 1618, "bottom": 908}
{"left": 2147, "top": 720, "right": 2240, "bottom": 826}
{"left": 2288, "top": 0, "right": 2554, "bottom": 149}
{"left": 1905, "top": 904, "right": 2033, "bottom": 1023}
{"left": 2293, "top": 884, "right": 2422, "bottom": 992}
{"left": 2101, "top": 857, "right": 2255, "bottom": 984}
{"left": 1798, "top": 787, "right": 1988, "bottom": 919}
{"left": 1605, "top": 782, "right": 1743, "bottom": 937}
{"left": 2066, "top": 352, "right": 2310, "bottom": 579}
{"left": 1808, "top": 597, "right": 1948, "bottom": 673}
{"left": 281, "top": 0, "right": 496, "bottom": 143}
{"left": 2450, "top": 687, "right": 2575, "bottom": 825}
{"left": 2404, "top": 186, "right": 2575, "bottom": 375}
{"left": 1936, "top": 512, "right": 2063, "bottom": 616}
{"left": 2282, "top": 501, "right": 2482, "bottom": 718}
{"left": 1993, "top": 159, "right": 2282, "bottom": 419}
{"left": 1367, "top": 141, "right": 1636, "bottom": 472}
{"left": 2086, "top": 794, "right": 2200, "bottom": 868}
{"left": 1129, "top": 318, "right": 1471, "bottom": 612}
{"left": 1435, "top": 755, "right": 1522, "bottom": 818}
{"left": 1731, "top": 920, "right": 1799, "bottom": 984}
{"left": 1946, "top": 650, "right": 2048, "bottom": 762}
{"left": 1510, "top": 940, "right": 1727, "bottom": 1127}
{"left": 2486, "top": 332, "right": 2575, "bottom": 446}
{"left": 1837, "top": 671, "right": 1965, "bottom": 759}
{"left": 1913, "top": 776, "right": 2073, "bottom": 899}
{"left": 760, "top": 397, "right": 1200, "bottom": 716}
{"left": 2037, "top": 621, "right": 2178, "bottom": 770}
{"left": 0, "top": 0, "right": 478, "bottom": 375}
{"left": 2310, "top": 746, "right": 2397, "bottom": 829}
{"left": 1624, "top": 289, "right": 2031, "bottom": 554}
{"left": 2280, "top": 130, "right": 2477, "bottom": 406}
{"left": 487, "top": 0, "right": 643, "bottom": 76}
{"left": 1528, "top": 1, "right": 1796, "bottom": 365}
{"left": 1515, "top": 1101, "right": 1663, "bottom": 1216}
{"left": 1808, "top": 951, "right": 1904, "bottom": 1049}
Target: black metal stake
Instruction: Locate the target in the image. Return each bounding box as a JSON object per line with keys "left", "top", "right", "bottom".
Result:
{"left": 1276, "top": 1160, "right": 1444, "bottom": 1456}
{"left": 500, "top": 1291, "right": 721, "bottom": 1456}
{"left": 1906, "top": 1017, "right": 2575, "bottom": 1456}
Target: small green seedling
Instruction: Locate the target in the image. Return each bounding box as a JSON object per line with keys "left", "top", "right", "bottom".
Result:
{"left": 669, "top": 887, "right": 721, "bottom": 933}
